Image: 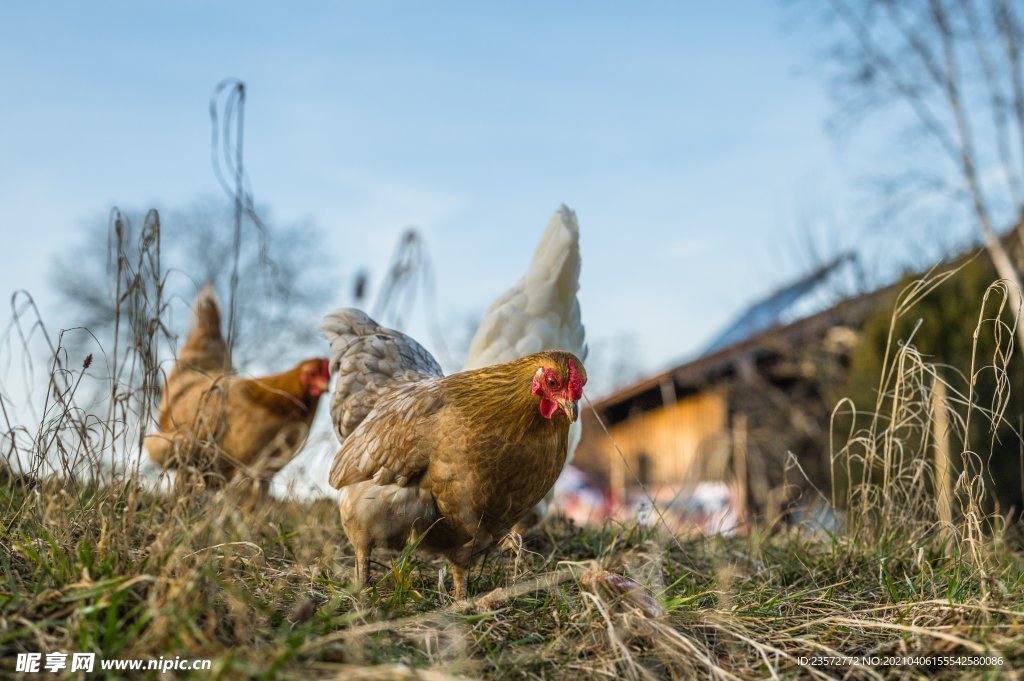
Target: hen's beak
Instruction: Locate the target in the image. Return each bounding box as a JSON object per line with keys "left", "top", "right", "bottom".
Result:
{"left": 311, "top": 376, "right": 330, "bottom": 396}
{"left": 559, "top": 398, "right": 579, "bottom": 423}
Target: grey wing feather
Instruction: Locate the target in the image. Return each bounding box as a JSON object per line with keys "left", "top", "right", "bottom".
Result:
{"left": 327, "top": 380, "right": 443, "bottom": 489}
{"left": 321, "top": 308, "right": 443, "bottom": 442}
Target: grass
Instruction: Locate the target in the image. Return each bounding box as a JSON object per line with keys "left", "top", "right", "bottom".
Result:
{"left": 1, "top": 472, "right": 1022, "bottom": 679}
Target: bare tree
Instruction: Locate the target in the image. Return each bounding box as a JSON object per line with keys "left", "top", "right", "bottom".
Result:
{"left": 51, "top": 197, "right": 335, "bottom": 373}
{"left": 808, "top": 0, "right": 1024, "bottom": 349}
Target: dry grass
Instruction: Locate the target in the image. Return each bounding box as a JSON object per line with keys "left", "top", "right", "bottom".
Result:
{"left": 1, "top": 478, "right": 1021, "bottom": 679}
{"left": 1, "top": 214, "right": 1023, "bottom": 679}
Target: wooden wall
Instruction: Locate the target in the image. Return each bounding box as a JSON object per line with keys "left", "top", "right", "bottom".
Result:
{"left": 577, "top": 388, "right": 731, "bottom": 499}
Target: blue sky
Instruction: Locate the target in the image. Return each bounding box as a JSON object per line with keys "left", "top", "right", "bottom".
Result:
{"left": 0, "top": 2, "right": 887, "bottom": 394}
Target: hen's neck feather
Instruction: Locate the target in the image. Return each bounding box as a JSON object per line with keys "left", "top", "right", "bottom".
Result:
{"left": 238, "top": 366, "right": 318, "bottom": 415}
{"left": 442, "top": 353, "right": 569, "bottom": 441}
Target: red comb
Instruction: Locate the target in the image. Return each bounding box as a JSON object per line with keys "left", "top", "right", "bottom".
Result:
{"left": 568, "top": 360, "right": 584, "bottom": 400}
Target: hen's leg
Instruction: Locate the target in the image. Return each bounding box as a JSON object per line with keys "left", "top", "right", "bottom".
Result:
{"left": 450, "top": 562, "right": 469, "bottom": 601}
{"left": 354, "top": 546, "right": 371, "bottom": 589}
{"left": 446, "top": 540, "right": 477, "bottom": 601}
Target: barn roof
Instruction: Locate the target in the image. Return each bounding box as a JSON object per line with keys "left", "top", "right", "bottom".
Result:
{"left": 702, "top": 253, "right": 861, "bottom": 355}
{"left": 590, "top": 277, "right": 888, "bottom": 420}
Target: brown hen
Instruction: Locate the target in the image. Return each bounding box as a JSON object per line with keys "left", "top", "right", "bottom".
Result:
{"left": 145, "top": 284, "right": 329, "bottom": 496}
{"left": 322, "top": 308, "right": 586, "bottom": 600}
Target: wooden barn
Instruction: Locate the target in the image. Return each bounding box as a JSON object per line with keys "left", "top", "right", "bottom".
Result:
{"left": 573, "top": 257, "right": 887, "bottom": 521}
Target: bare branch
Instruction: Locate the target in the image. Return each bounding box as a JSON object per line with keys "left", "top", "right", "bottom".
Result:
{"left": 927, "top": 0, "right": 1023, "bottom": 320}
{"left": 959, "top": 0, "right": 1023, "bottom": 207}
{"left": 828, "top": 0, "right": 962, "bottom": 163}
{"left": 819, "top": 0, "right": 1024, "bottom": 354}
{"left": 994, "top": 0, "right": 1024, "bottom": 190}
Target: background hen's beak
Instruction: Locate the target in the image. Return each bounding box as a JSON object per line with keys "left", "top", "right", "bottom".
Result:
{"left": 309, "top": 375, "right": 330, "bottom": 396}
{"left": 559, "top": 398, "right": 579, "bottom": 423}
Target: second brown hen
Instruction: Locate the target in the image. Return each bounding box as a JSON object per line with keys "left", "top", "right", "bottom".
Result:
{"left": 146, "top": 284, "right": 329, "bottom": 496}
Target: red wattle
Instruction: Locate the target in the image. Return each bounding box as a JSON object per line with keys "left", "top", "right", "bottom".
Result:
{"left": 539, "top": 397, "right": 558, "bottom": 419}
